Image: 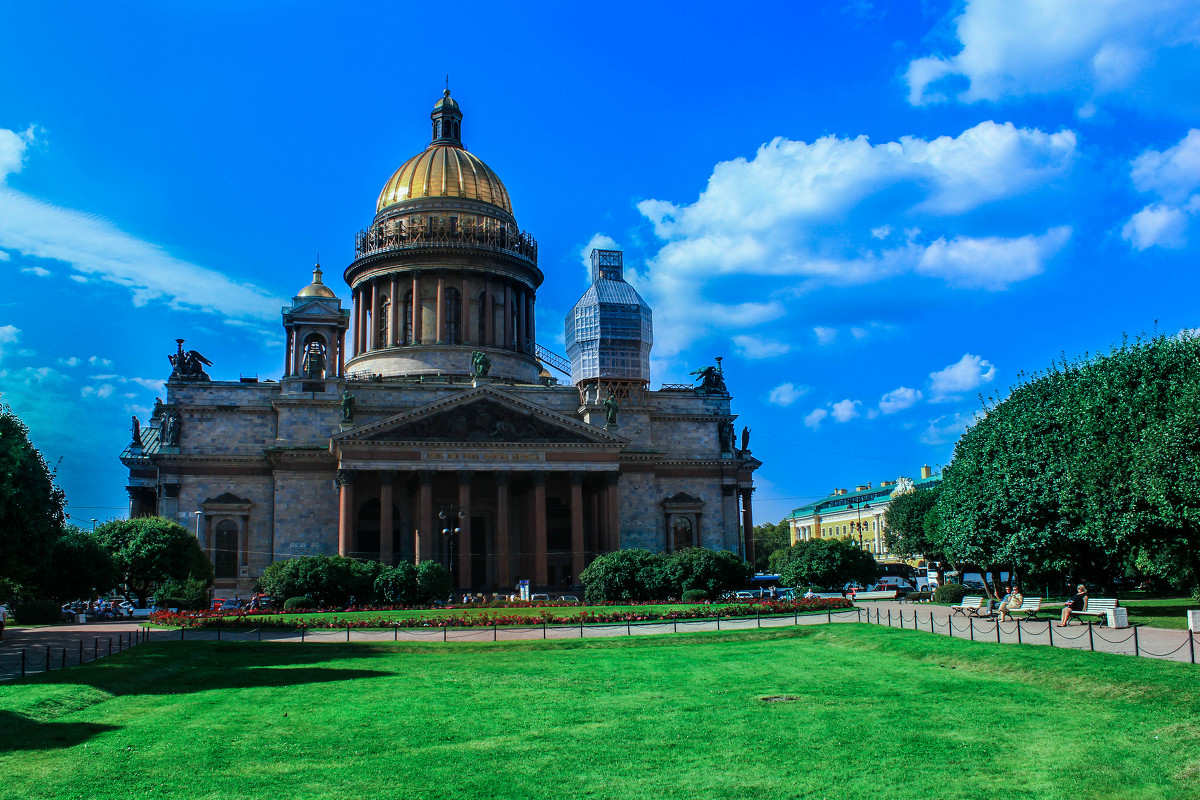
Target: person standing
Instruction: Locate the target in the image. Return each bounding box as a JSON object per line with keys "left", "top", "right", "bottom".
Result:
{"left": 0, "top": 603, "right": 7, "bottom": 641}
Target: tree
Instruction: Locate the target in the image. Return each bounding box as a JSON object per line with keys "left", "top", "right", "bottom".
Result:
{"left": 0, "top": 403, "right": 66, "bottom": 590}
{"left": 884, "top": 485, "right": 952, "bottom": 582}
{"left": 661, "top": 548, "right": 752, "bottom": 598}
{"left": 937, "top": 333, "right": 1200, "bottom": 593}
{"left": 40, "top": 527, "right": 120, "bottom": 603}
{"left": 752, "top": 520, "right": 792, "bottom": 572}
{"left": 375, "top": 562, "right": 422, "bottom": 605}
{"left": 415, "top": 560, "right": 453, "bottom": 605}
{"left": 258, "top": 555, "right": 381, "bottom": 608}
{"left": 579, "top": 549, "right": 668, "bottom": 603}
{"left": 93, "top": 517, "right": 213, "bottom": 606}
{"left": 774, "top": 538, "right": 878, "bottom": 590}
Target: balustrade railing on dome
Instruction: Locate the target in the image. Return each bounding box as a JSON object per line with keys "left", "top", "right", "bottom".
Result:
{"left": 354, "top": 217, "right": 537, "bottom": 264}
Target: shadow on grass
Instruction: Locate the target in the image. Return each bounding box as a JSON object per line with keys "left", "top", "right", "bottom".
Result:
{"left": 0, "top": 709, "right": 119, "bottom": 751}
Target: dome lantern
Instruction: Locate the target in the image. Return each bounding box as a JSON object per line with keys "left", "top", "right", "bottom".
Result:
{"left": 431, "top": 89, "right": 463, "bottom": 145}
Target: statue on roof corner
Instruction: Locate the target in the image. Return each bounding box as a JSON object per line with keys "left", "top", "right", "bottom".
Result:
{"left": 603, "top": 391, "right": 619, "bottom": 428}
{"left": 341, "top": 390, "right": 356, "bottom": 422}
{"left": 168, "top": 339, "right": 212, "bottom": 381}
{"left": 690, "top": 362, "right": 727, "bottom": 394}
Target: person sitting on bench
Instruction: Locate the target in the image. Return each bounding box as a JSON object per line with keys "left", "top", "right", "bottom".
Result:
{"left": 997, "top": 584, "right": 1024, "bottom": 621}
{"left": 1058, "top": 584, "right": 1088, "bottom": 627}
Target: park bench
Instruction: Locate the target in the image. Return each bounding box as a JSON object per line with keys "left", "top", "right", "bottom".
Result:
{"left": 998, "top": 596, "right": 1042, "bottom": 621}
{"left": 1068, "top": 598, "right": 1127, "bottom": 628}
{"left": 950, "top": 596, "right": 989, "bottom": 617}
{"left": 812, "top": 593, "right": 845, "bottom": 600}
{"left": 902, "top": 591, "right": 932, "bottom": 603}
{"left": 852, "top": 590, "right": 897, "bottom": 601}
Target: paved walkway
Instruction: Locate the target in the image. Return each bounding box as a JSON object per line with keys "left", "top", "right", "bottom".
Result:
{"left": 2, "top": 602, "right": 1195, "bottom": 681}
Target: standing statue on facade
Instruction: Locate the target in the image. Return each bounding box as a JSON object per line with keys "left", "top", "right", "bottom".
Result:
{"left": 690, "top": 363, "right": 727, "bottom": 394}
{"left": 341, "top": 390, "right": 356, "bottom": 422}
{"left": 165, "top": 412, "right": 181, "bottom": 446}
{"left": 603, "top": 391, "right": 619, "bottom": 428}
{"left": 472, "top": 350, "right": 492, "bottom": 378}
{"left": 741, "top": 426, "right": 751, "bottom": 451}
{"left": 719, "top": 420, "right": 734, "bottom": 453}
{"left": 168, "top": 339, "right": 212, "bottom": 381}
{"left": 152, "top": 397, "right": 164, "bottom": 420}
{"left": 131, "top": 416, "right": 142, "bottom": 446}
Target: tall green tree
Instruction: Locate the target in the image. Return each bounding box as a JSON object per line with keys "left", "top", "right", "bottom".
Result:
{"left": 93, "top": 517, "right": 214, "bottom": 606}
{"left": 41, "top": 527, "right": 121, "bottom": 603}
{"left": 773, "top": 538, "right": 878, "bottom": 590}
{"left": 938, "top": 333, "right": 1200, "bottom": 592}
{"left": 752, "top": 520, "right": 792, "bottom": 572}
{"left": 662, "top": 548, "right": 752, "bottom": 597}
{"left": 0, "top": 403, "right": 66, "bottom": 590}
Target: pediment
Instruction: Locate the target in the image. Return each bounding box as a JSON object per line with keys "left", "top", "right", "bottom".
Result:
{"left": 663, "top": 492, "right": 702, "bottom": 505}
{"left": 336, "top": 385, "right": 625, "bottom": 446}
{"left": 205, "top": 492, "right": 251, "bottom": 505}
{"left": 287, "top": 298, "right": 343, "bottom": 316}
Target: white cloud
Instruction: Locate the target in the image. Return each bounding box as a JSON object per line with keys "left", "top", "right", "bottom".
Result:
{"left": 0, "top": 324, "right": 18, "bottom": 363}
{"left": 131, "top": 377, "right": 166, "bottom": 393}
{"left": 20, "top": 265, "right": 50, "bottom": 277}
{"left": 768, "top": 382, "right": 808, "bottom": 407}
{"left": 0, "top": 250, "right": 9, "bottom": 261}
{"left": 850, "top": 327, "right": 868, "bottom": 340}
{"left": 1123, "top": 131, "right": 1200, "bottom": 250}
{"left": 804, "top": 408, "right": 829, "bottom": 429}
{"left": 732, "top": 334, "right": 791, "bottom": 359}
{"left": 930, "top": 353, "right": 996, "bottom": 400}
{"left": 879, "top": 386, "right": 922, "bottom": 414}
{"left": 920, "top": 411, "right": 978, "bottom": 446}
{"left": 637, "top": 121, "right": 1074, "bottom": 355}
{"left": 830, "top": 398, "right": 861, "bottom": 422}
{"left": 916, "top": 227, "right": 1071, "bottom": 289}
{"left": 906, "top": 0, "right": 1200, "bottom": 110}
{"left": 0, "top": 127, "right": 281, "bottom": 323}
{"left": 88, "top": 356, "right": 112, "bottom": 368}
{"left": 81, "top": 384, "right": 115, "bottom": 400}
{"left": 57, "top": 356, "right": 80, "bottom": 367}
{"left": 1123, "top": 203, "right": 1190, "bottom": 250}
{"left": 814, "top": 326, "right": 838, "bottom": 345}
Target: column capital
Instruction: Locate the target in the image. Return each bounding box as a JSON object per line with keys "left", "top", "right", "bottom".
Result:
{"left": 570, "top": 471, "right": 584, "bottom": 487}
{"left": 457, "top": 470, "right": 473, "bottom": 486}
{"left": 418, "top": 470, "right": 434, "bottom": 486}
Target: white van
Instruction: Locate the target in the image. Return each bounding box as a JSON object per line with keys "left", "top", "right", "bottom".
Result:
{"left": 877, "top": 575, "right": 916, "bottom": 591}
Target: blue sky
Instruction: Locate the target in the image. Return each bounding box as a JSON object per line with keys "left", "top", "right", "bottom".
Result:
{"left": 2, "top": 1, "right": 1199, "bottom": 530}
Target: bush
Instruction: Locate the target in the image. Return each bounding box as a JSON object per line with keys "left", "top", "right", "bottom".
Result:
{"left": 934, "top": 583, "right": 969, "bottom": 604}
{"left": 774, "top": 538, "right": 878, "bottom": 590}
{"left": 415, "top": 561, "right": 452, "bottom": 605}
{"left": 259, "top": 556, "right": 383, "bottom": 607}
{"left": 580, "top": 549, "right": 669, "bottom": 603}
{"left": 681, "top": 589, "right": 710, "bottom": 603}
{"left": 13, "top": 600, "right": 61, "bottom": 624}
{"left": 663, "top": 548, "right": 752, "bottom": 598}
{"left": 154, "top": 577, "right": 209, "bottom": 611}
{"left": 283, "top": 596, "right": 316, "bottom": 611}
{"left": 375, "top": 563, "right": 421, "bottom": 606}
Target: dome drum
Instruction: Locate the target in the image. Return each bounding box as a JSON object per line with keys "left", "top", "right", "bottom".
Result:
{"left": 354, "top": 213, "right": 537, "bottom": 269}
{"left": 346, "top": 345, "right": 541, "bottom": 384}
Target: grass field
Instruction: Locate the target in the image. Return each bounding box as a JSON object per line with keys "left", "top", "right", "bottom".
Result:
{"left": 3, "top": 626, "right": 1200, "bottom": 799}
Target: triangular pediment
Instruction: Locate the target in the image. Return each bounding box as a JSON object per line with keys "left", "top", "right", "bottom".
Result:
{"left": 286, "top": 298, "right": 343, "bottom": 317}
{"left": 336, "top": 385, "right": 625, "bottom": 446}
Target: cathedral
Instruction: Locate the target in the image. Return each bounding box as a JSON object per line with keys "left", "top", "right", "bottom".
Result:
{"left": 121, "top": 91, "right": 759, "bottom": 596}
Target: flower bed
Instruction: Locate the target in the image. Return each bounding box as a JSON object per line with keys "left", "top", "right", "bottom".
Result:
{"left": 150, "top": 597, "right": 852, "bottom": 630}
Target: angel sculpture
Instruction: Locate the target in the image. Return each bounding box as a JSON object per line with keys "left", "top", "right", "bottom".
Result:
{"left": 168, "top": 339, "right": 212, "bottom": 381}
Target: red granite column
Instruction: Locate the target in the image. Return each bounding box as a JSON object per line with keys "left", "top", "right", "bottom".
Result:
{"left": 483, "top": 279, "right": 493, "bottom": 346}
{"left": 496, "top": 473, "right": 510, "bottom": 590}
{"left": 570, "top": 472, "right": 584, "bottom": 585}
{"left": 337, "top": 329, "right": 346, "bottom": 377}
{"left": 418, "top": 471, "right": 433, "bottom": 563}
{"left": 352, "top": 290, "right": 361, "bottom": 356}
{"left": 388, "top": 276, "right": 399, "bottom": 346}
{"left": 337, "top": 470, "right": 354, "bottom": 557}
{"left": 605, "top": 473, "right": 620, "bottom": 552}
{"left": 533, "top": 472, "right": 548, "bottom": 588}
{"left": 460, "top": 273, "right": 471, "bottom": 345}
{"left": 436, "top": 272, "right": 446, "bottom": 344}
{"left": 741, "top": 488, "right": 755, "bottom": 566}
{"left": 379, "top": 472, "right": 394, "bottom": 566}
{"left": 457, "top": 471, "right": 472, "bottom": 589}
{"left": 412, "top": 272, "right": 422, "bottom": 345}
{"left": 503, "top": 281, "right": 512, "bottom": 349}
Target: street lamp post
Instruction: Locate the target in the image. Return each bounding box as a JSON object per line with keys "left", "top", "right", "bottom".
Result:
{"left": 194, "top": 511, "right": 203, "bottom": 540}
{"left": 853, "top": 502, "right": 870, "bottom": 552}
{"left": 439, "top": 504, "right": 465, "bottom": 579}
{"left": 90, "top": 518, "right": 97, "bottom": 531}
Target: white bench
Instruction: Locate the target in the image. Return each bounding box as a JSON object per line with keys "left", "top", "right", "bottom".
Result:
{"left": 811, "top": 593, "right": 845, "bottom": 600}
{"left": 950, "top": 596, "right": 990, "bottom": 617}
{"left": 998, "top": 596, "right": 1042, "bottom": 621}
{"left": 853, "top": 590, "right": 898, "bottom": 601}
{"left": 1069, "top": 598, "right": 1126, "bottom": 628}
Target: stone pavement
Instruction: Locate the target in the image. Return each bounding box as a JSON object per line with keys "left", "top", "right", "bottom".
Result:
{"left": 2, "top": 602, "right": 1196, "bottom": 681}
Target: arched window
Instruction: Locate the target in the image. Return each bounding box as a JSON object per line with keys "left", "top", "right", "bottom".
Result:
{"left": 672, "top": 516, "right": 693, "bottom": 551}
{"left": 301, "top": 333, "right": 327, "bottom": 379}
{"left": 376, "top": 294, "right": 390, "bottom": 349}
{"left": 214, "top": 521, "right": 238, "bottom": 579}
{"left": 445, "top": 288, "right": 461, "bottom": 345}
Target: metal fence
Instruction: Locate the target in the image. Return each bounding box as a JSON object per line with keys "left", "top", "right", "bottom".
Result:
{"left": 3, "top": 606, "right": 1196, "bottom": 681}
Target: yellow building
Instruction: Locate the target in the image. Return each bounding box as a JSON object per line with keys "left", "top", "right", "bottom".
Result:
{"left": 786, "top": 466, "right": 940, "bottom": 560}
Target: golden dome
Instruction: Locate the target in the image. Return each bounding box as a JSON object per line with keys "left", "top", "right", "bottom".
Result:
{"left": 375, "top": 90, "right": 513, "bottom": 216}
{"left": 298, "top": 265, "right": 337, "bottom": 298}
{"left": 376, "top": 144, "right": 512, "bottom": 215}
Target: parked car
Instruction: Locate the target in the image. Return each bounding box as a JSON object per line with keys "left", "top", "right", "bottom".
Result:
{"left": 869, "top": 582, "right": 909, "bottom": 597}
{"left": 530, "top": 593, "right": 551, "bottom": 602}
{"left": 962, "top": 580, "right": 987, "bottom": 592}
{"left": 557, "top": 595, "right": 580, "bottom": 603}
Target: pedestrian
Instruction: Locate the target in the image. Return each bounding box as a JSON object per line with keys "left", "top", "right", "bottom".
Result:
{"left": 0, "top": 603, "right": 7, "bottom": 641}
{"left": 1058, "top": 584, "right": 1088, "bottom": 626}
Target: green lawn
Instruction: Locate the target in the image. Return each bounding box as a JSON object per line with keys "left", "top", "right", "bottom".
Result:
{"left": 1122, "top": 597, "right": 1196, "bottom": 630}
{"left": 2, "top": 626, "right": 1199, "bottom": 799}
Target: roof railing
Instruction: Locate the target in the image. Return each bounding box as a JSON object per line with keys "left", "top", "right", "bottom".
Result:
{"left": 354, "top": 216, "right": 537, "bottom": 265}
